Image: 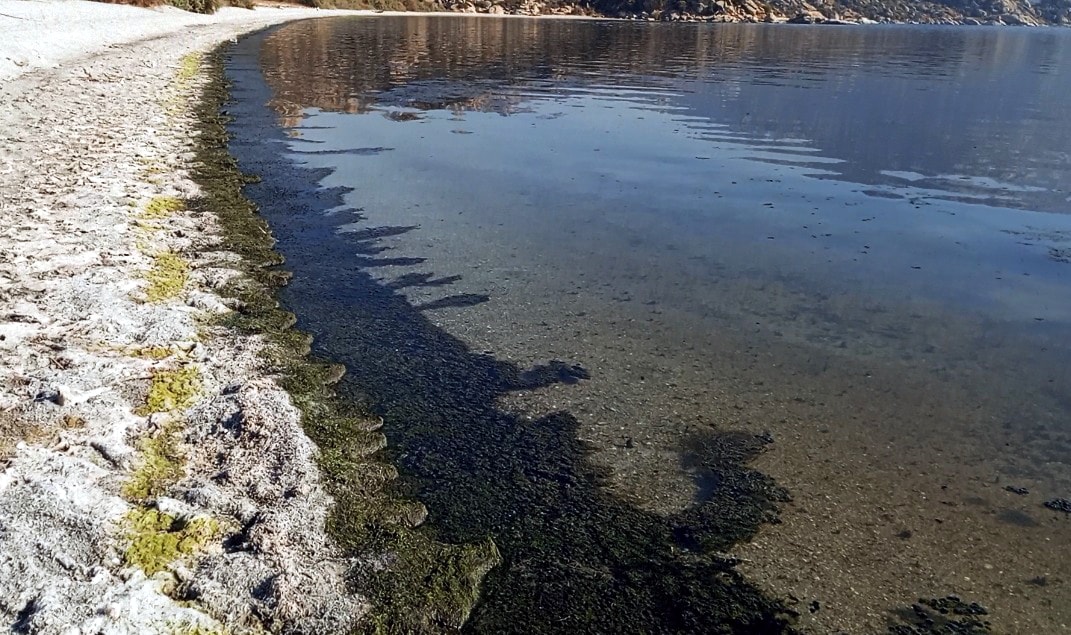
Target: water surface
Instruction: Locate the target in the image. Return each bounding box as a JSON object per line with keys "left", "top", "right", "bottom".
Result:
{"left": 226, "top": 17, "right": 1071, "bottom": 633}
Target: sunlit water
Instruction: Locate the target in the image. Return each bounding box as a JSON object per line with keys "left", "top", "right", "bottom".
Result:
{"left": 225, "top": 18, "right": 1071, "bottom": 633}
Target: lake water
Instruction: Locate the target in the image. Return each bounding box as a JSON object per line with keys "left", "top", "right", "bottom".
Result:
{"left": 224, "top": 17, "right": 1071, "bottom": 633}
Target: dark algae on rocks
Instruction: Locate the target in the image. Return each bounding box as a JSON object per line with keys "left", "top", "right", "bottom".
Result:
{"left": 220, "top": 29, "right": 800, "bottom": 634}
{"left": 192, "top": 48, "right": 500, "bottom": 633}
{"left": 886, "top": 596, "right": 992, "bottom": 634}
{"left": 1044, "top": 498, "right": 1071, "bottom": 513}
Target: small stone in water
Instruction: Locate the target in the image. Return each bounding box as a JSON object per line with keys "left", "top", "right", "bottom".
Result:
{"left": 1043, "top": 498, "right": 1071, "bottom": 514}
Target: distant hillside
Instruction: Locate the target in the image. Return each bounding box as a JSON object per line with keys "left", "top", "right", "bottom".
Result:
{"left": 91, "top": 0, "right": 1070, "bottom": 25}
{"left": 429, "top": 0, "right": 1071, "bottom": 24}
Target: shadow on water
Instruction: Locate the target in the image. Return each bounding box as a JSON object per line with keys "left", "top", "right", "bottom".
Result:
{"left": 226, "top": 31, "right": 798, "bottom": 634}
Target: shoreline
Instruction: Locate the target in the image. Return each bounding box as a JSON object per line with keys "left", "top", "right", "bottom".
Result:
{"left": 0, "top": 5, "right": 419, "bottom": 631}
{"left": 238, "top": 15, "right": 1071, "bottom": 634}
{"left": 1, "top": 3, "right": 505, "bottom": 629}
{"left": 1, "top": 3, "right": 1066, "bottom": 633}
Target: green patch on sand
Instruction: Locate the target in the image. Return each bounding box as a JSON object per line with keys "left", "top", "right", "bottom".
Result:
{"left": 124, "top": 507, "right": 219, "bottom": 576}
{"left": 138, "top": 365, "right": 202, "bottom": 416}
{"left": 143, "top": 196, "right": 185, "bottom": 219}
{"left": 123, "top": 418, "right": 186, "bottom": 501}
{"left": 145, "top": 251, "right": 190, "bottom": 302}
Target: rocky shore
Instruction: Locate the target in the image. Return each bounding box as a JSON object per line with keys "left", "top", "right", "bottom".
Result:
{"left": 0, "top": 3, "right": 381, "bottom": 631}
{"left": 438, "top": 0, "right": 1071, "bottom": 26}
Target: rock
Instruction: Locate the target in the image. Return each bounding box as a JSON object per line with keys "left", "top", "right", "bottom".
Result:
{"left": 999, "top": 12, "right": 1028, "bottom": 24}
{"left": 788, "top": 10, "right": 826, "bottom": 23}
{"left": 34, "top": 389, "right": 64, "bottom": 406}
{"left": 89, "top": 439, "right": 131, "bottom": 468}
{"left": 1044, "top": 498, "right": 1071, "bottom": 513}
{"left": 186, "top": 291, "right": 231, "bottom": 314}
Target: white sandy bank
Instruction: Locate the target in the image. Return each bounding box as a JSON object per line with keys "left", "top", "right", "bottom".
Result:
{"left": 0, "top": 2, "right": 380, "bottom": 633}
{"left": 0, "top": 0, "right": 336, "bottom": 81}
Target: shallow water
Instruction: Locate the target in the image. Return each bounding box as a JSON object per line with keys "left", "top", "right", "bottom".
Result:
{"left": 226, "top": 17, "right": 1071, "bottom": 633}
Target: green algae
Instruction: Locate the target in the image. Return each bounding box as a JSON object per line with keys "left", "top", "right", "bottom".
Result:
{"left": 145, "top": 251, "right": 190, "bottom": 302}
{"left": 123, "top": 419, "right": 185, "bottom": 501}
{"left": 169, "top": 625, "right": 230, "bottom": 635}
{"left": 178, "top": 53, "right": 203, "bottom": 84}
{"left": 131, "top": 345, "right": 175, "bottom": 360}
{"left": 138, "top": 366, "right": 202, "bottom": 415}
{"left": 187, "top": 49, "right": 497, "bottom": 632}
{"left": 126, "top": 365, "right": 200, "bottom": 501}
{"left": 143, "top": 196, "right": 185, "bottom": 219}
{"left": 124, "top": 507, "right": 219, "bottom": 576}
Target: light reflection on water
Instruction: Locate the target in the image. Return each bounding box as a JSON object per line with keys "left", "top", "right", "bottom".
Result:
{"left": 236, "top": 16, "right": 1071, "bottom": 632}
{"left": 260, "top": 17, "right": 1071, "bottom": 323}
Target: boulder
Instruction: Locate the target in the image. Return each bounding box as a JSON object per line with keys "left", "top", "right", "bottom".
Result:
{"left": 788, "top": 10, "right": 826, "bottom": 22}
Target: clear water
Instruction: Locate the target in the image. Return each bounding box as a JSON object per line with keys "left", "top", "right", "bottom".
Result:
{"left": 227, "top": 17, "right": 1071, "bottom": 632}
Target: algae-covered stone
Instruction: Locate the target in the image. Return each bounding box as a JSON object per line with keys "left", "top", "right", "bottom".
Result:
{"left": 344, "top": 431, "right": 388, "bottom": 459}
{"left": 356, "top": 536, "right": 501, "bottom": 634}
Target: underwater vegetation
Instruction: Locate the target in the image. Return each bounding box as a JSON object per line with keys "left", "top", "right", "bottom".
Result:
{"left": 220, "top": 32, "right": 799, "bottom": 634}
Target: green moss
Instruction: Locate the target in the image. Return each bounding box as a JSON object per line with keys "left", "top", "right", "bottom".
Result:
{"left": 190, "top": 51, "right": 496, "bottom": 632}
{"left": 143, "top": 196, "right": 185, "bottom": 219}
{"left": 170, "top": 625, "right": 229, "bottom": 635}
{"left": 138, "top": 366, "right": 201, "bottom": 416}
{"left": 131, "top": 345, "right": 175, "bottom": 360}
{"left": 124, "top": 507, "right": 219, "bottom": 576}
{"left": 123, "top": 419, "right": 185, "bottom": 501}
{"left": 178, "top": 53, "right": 202, "bottom": 81}
{"left": 357, "top": 536, "right": 500, "bottom": 634}
{"left": 145, "top": 251, "right": 190, "bottom": 302}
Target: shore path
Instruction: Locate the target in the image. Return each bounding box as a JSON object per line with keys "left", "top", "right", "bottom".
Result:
{"left": 0, "top": 2, "right": 380, "bottom": 631}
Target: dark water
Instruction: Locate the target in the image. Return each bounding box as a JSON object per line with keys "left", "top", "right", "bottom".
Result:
{"left": 225, "top": 17, "right": 1071, "bottom": 633}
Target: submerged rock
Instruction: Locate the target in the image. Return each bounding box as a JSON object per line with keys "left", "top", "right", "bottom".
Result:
{"left": 887, "top": 595, "right": 991, "bottom": 634}
{"left": 1044, "top": 498, "right": 1071, "bottom": 514}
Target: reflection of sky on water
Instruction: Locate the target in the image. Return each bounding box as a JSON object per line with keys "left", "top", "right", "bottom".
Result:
{"left": 289, "top": 92, "right": 1071, "bottom": 326}
{"left": 262, "top": 17, "right": 1071, "bottom": 331}
{"left": 234, "top": 21, "right": 1071, "bottom": 631}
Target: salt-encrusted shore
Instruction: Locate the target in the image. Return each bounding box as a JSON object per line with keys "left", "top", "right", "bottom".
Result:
{"left": 0, "top": 2, "right": 381, "bottom": 631}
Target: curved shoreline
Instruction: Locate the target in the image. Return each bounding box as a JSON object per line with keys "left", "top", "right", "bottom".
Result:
{"left": 0, "top": 6, "right": 382, "bottom": 631}
{"left": 1, "top": 4, "right": 1066, "bottom": 633}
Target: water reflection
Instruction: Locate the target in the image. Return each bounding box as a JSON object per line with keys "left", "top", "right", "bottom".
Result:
{"left": 236, "top": 16, "right": 1071, "bottom": 634}
{"left": 260, "top": 17, "right": 1071, "bottom": 214}
{"left": 228, "top": 34, "right": 800, "bottom": 633}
